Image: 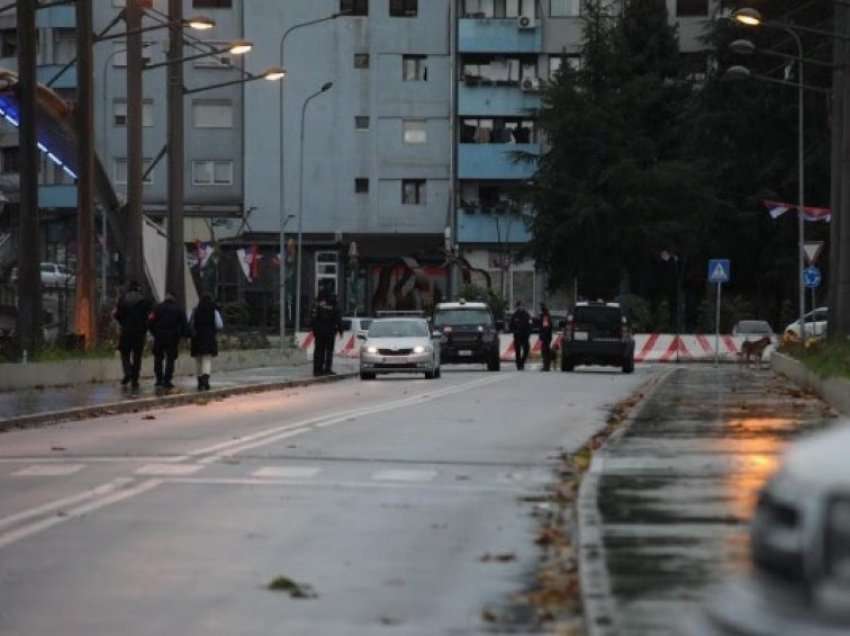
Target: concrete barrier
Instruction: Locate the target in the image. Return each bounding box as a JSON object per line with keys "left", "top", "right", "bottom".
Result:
{"left": 772, "top": 351, "right": 850, "bottom": 415}
{"left": 0, "top": 347, "right": 308, "bottom": 392}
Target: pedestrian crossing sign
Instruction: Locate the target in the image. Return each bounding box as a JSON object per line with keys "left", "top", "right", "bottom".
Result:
{"left": 708, "top": 259, "right": 730, "bottom": 284}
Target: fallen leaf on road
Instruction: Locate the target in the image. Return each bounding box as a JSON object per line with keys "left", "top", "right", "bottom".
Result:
{"left": 481, "top": 609, "right": 499, "bottom": 623}
{"left": 266, "top": 576, "right": 318, "bottom": 599}
{"left": 480, "top": 552, "right": 516, "bottom": 563}
{"left": 142, "top": 415, "right": 156, "bottom": 420}
{"left": 50, "top": 446, "right": 66, "bottom": 452}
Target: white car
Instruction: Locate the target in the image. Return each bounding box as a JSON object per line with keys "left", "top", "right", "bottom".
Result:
{"left": 342, "top": 316, "right": 372, "bottom": 340}
{"left": 11, "top": 262, "right": 74, "bottom": 288}
{"left": 692, "top": 424, "right": 850, "bottom": 635}
{"left": 359, "top": 317, "right": 440, "bottom": 380}
{"left": 784, "top": 307, "right": 828, "bottom": 340}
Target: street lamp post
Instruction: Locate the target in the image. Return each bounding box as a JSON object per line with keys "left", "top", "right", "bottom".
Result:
{"left": 166, "top": 0, "right": 185, "bottom": 309}
{"left": 294, "top": 82, "right": 333, "bottom": 332}
{"left": 730, "top": 8, "right": 807, "bottom": 345}
{"left": 279, "top": 212, "right": 294, "bottom": 352}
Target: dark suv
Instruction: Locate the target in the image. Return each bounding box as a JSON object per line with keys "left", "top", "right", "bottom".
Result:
{"left": 561, "top": 302, "right": 634, "bottom": 373}
{"left": 432, "top": 301, "right": 500, "bottom": 371}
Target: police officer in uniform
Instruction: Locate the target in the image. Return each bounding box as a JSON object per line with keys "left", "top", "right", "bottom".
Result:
{"left": 311, "top": 289, "right": 343, "bottom": 376}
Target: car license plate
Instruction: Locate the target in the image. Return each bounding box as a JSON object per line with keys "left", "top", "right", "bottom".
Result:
{"left": 459, "top": 350, "right": 473, "bottom": 356}
{"left": 573, "top": 332, "right": 589, "bottom": 341}
{"left": 382, "top": 357, "right": 407, "bottom": 364}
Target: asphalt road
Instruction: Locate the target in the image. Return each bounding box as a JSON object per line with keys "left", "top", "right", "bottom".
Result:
{"left": 0, "top": 364, "right": 651, "bottom": 636}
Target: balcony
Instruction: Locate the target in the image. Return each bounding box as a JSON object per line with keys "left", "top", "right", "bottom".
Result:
{"left": 37, "top": 65, "right": 77, "bottom": 90}
{"left": 458, "top": 143, "right": 538, "bottom": 180}
{"left": 457, "top": 208, "right": 531, "bottom": 244}
{"left": 39, "top": 184, "right": 77, "bottom": 209}
{"left": 459, "top": 18, "right": 542, "bottom": 54}
{"left": 459, "top": 81, "right": 541, "bottom": 117}
{"left": 36, "top": 6, "right": 75, "bottom": 28}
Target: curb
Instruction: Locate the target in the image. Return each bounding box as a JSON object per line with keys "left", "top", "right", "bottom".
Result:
{"left": 771, "top": 351, "right": 850, "bottom": 415}
{"left": 0, "top": 372, "right": 357, "bottom": 434}
{"left": 576, "top": 367, "right": 677, "bottom": 636}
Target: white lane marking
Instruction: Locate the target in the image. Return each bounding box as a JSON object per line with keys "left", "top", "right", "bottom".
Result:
{"left": 372, "top": 469, "right": 438, "bottom": 482}
{"left": 0, "top": 478, "right": 134, "bottom": 532}
{"left": 135, "top": 463, "right": 204, "bottom": 476}
{"left": 191, "top": 375, "right": 507, "bottom": 464}
{"left": 0, "top": 479, "right": 162, "bottom": 550}
{"left": 251, "top": 466, "right": 321, "bottom": 479}
{"left": 0, "top": 456, "right": 187, "bottom": 464}
{"left": 11, "top": 464, "right": 85, "bottom": 477}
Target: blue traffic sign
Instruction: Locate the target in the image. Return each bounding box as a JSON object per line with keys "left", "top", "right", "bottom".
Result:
{"left": 803, "top": 266, "right": 822, "bottom": 289}
{"left": 708, "top": 259, "right": 731, "bottom": 284}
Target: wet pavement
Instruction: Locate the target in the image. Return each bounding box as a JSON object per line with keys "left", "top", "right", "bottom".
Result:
{"left": 0, "top": 359, "right": 357, "bottom": 422}
{"left": 579, "top": 365, "right": 837, "bottom": 636}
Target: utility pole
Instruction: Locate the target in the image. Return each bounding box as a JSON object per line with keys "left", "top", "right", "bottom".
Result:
{"left": 15, "top": 0, "right": 40, "bottom": 356}
{"left": 75, "top": 0, "right": 97, "bottom": 349}
{"left": 829, "top": 4, "right": 843, "bottom": 337}
{"left": 166, "top": 0, "right": 185, "bottom": 309}
{"left": 125, "top": 0, "right": 145, "bottom": 286}
{"left": 836, "top": 5, "right": 850, "bottom": 338}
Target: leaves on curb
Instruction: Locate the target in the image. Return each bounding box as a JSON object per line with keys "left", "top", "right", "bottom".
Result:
{"left": 266, "top": 576, "right": 318, "bottom": 599}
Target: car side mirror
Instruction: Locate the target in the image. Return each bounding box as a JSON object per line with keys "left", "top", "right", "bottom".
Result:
{"left": 356, "top": 333, "right": 367, "bottom": 341}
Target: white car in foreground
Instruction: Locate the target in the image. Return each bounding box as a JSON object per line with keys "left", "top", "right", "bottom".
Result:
{"left": 359, "top": 317, "right": 440, "bottom": 380}
{"left": 784, "top": 307, "right": 828, "bottom": 340}
{"left": 692, "top": 424, "right": 850, "bottom": 635}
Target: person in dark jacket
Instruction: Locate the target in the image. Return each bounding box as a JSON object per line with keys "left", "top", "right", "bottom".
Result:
{"left": 113, "top": 280, "right": 152, "bottom": 390}
{"left": 509, "top": 301, "right": 532, "bottom": 370}
{"left": 539, "top": 303, "right": 553, "bottom": 371}
{"left": 189, "top": 294, "right": 223, "bottom": 391}
{"left": 148, "top": 292, "right": 188, "bottom": 389}
{"left": 311, "top": 290, "right": 343, "bottom": 377}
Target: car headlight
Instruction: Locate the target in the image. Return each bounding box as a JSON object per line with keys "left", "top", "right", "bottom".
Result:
{"left": 413, "top": 345, "right": 429, "bottom": 354}
{"left": 826, "top": 497, "right": 850, "bottom": 582}
{"left": 364, "top": 346, "right": 378, "bottom": 354}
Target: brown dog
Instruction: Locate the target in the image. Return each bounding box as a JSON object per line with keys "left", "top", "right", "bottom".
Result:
{"left": 739, "top": 336, "right": 772, "bottom": 365}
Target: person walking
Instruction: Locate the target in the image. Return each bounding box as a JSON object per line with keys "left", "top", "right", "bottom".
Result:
{"left": 189, "top": 294, "right": 223, "bottom": 391}
{"left": 539, "top": 303, "right": 553, "bottom": 371}
{"left": 148, "top": 292, "right": 188, "bottom": 390}
{"left": 509, "top": 300, "right": 531, "bottom": 370}
{"left": 311, "top": 290, "right": 343, "bottom": 377}
{"left": 113, "top": 280, "right": 151, "bottom": 391}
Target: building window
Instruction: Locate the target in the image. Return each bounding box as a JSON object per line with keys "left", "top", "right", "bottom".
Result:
{"left": 192, "top": 100, "right": 233, "bottom": 128}
{"left": 681, "top": 51, "right": 709, "bottom": 83}
{"left": 315, "top": 251, "right": 339, "bottom": 296}
{"left": 113, "top": 99, "right": 154, "bottom": 127}
{"left": 403, "top": 55, "right": 427, "bottom": 81}
{"left": 112, "top": 41, "right": 154, "bottom": 67}
{"left": 193, "top": 43, "right": 233, "bottom": 68}
{"left": 463, "top": 54, "right": 538, "bottom": 85}
{"left": 53, "top": 29, "right": 76, "bottom": 65}
{"left": 114, "top": 158, "right": 154, "bottom": 185}
{"left": 462, "top": 0, "right": 536, "bottom": 18}
{"left": 355, "top": 178, "right": 369, "bottom": 193}
{"left": 402, "top": 179, "right": 425, "bottom": 205}
{"left": 193, "top": 0, "right": 233, "bottom": 8}
{"left": 355, "top": 116, "right": 370, "bottom": 130}
{"left": 403, "top": 120, "right": 427, "bottom": 144}
{"left": 341, "top": 0, "right": 368, "bottom": 16}
{"left": 460, "top": 117, "right": 536, "bottom": 144}
{"left": 549, "top": 54, "right": 581, "bottom": 78}
{"left": 192, "top": 160, "right": 234, "bottom": 186}
{"left": 550, "top": 0, "right": 580, "bottom": 16}
{"left": 676, "top": 0, "right": 708, "bottom": 17}
{"left": 0, "top": 29, "right": 16, "bottom": 58}
{"left": 390, "top": 0, "right": 417, "bottom": 17}
{"left": 354, "top": 53, "right": 370, "bottom": 69}
{"left": 1, "top": 146, "right": 19, "bottom": 173}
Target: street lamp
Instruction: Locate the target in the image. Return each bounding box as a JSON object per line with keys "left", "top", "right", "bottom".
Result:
{"left": 294, "top": 81, "right": 333, "bottom": 332}
{"left": 730, "top": 7, "right": 807, "bottom": 344}
{"left": 279, "top": 212, "right": 295, "bottom": 351}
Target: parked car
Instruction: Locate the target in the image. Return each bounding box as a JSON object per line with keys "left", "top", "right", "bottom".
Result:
{"left": 732, "top": 319, "right": 777, "bottom": 343}
{"left": 432, "top": 300, "right": 500, "bottom": 371}
{"left": 11, "top": 262, "right": 74, "bottom": 288}
{"left": 784, "top": 306, "right": 828, "bottom": 340}
{"left": 358, "top": 317, "right": 440, "bottom": 380}
{"left": 560, "top": 301, "right": 635, "bottom": 373}
{"left": 342, "top": 316, "right": 372, "bottom": 339}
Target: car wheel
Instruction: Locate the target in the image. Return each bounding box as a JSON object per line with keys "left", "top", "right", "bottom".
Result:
{"left": 424, "top": 370, "right": 435, "bottom": 379}
{"left": 622, "top": 356, "right": 634, "bottom": 374}
{"left": 487, "top": 354, "right": 500, "bottom": 372}
{"left": 360, "top": 372, "right": 376, "bottom": 380}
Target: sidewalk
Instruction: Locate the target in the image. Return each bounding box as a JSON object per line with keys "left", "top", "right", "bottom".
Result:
{"left": 578, "top": 366, "right": 838, "bottom": 636}
{"left": 0, "top": 358, "right": 358, "bottom": 429}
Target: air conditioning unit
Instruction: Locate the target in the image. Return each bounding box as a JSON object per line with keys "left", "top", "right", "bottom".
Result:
{"left": 517, "top": 15, "right": 536, "bottom": 29}
{"left": 520, "top": 77, "right": 541, "bottom": 92}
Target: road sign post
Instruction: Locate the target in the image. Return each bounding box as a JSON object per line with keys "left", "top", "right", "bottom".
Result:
{"left": 803, "top": 266, "right": 821, "bottom": 326}
{"left": 708, "top": 259, "right": 731, "bottom": 367}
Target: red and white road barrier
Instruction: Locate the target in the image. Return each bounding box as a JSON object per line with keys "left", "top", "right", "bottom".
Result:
{"left": 295, "top": 332, "right": 766, "bottom": 363}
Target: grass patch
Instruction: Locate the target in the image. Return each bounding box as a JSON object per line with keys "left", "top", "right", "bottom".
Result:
{"left": 32, "top": 345, "right": 116, "bottom": 363}
{"left": 781, "top": 339, "right": 850, "bottom": 379}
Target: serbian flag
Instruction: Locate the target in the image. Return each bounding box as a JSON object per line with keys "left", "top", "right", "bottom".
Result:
{"left": 236, "top": 246, "right": 262, "bottom": 282}
{"left": 763, "top": 200, "right": 831, "bottom": 222}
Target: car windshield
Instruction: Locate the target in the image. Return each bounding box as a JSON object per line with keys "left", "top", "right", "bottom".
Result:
{"left": 574, "top": 306, "right": 621, "bottom": 326}
{"left": 736, "top": 320, "right": 772, "bottom": 334}
{"left": 368, "top": 320, "right": 428, "bottom": 338}
{"left": 434, "top": 308, "right": 492, "bottom": 327}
